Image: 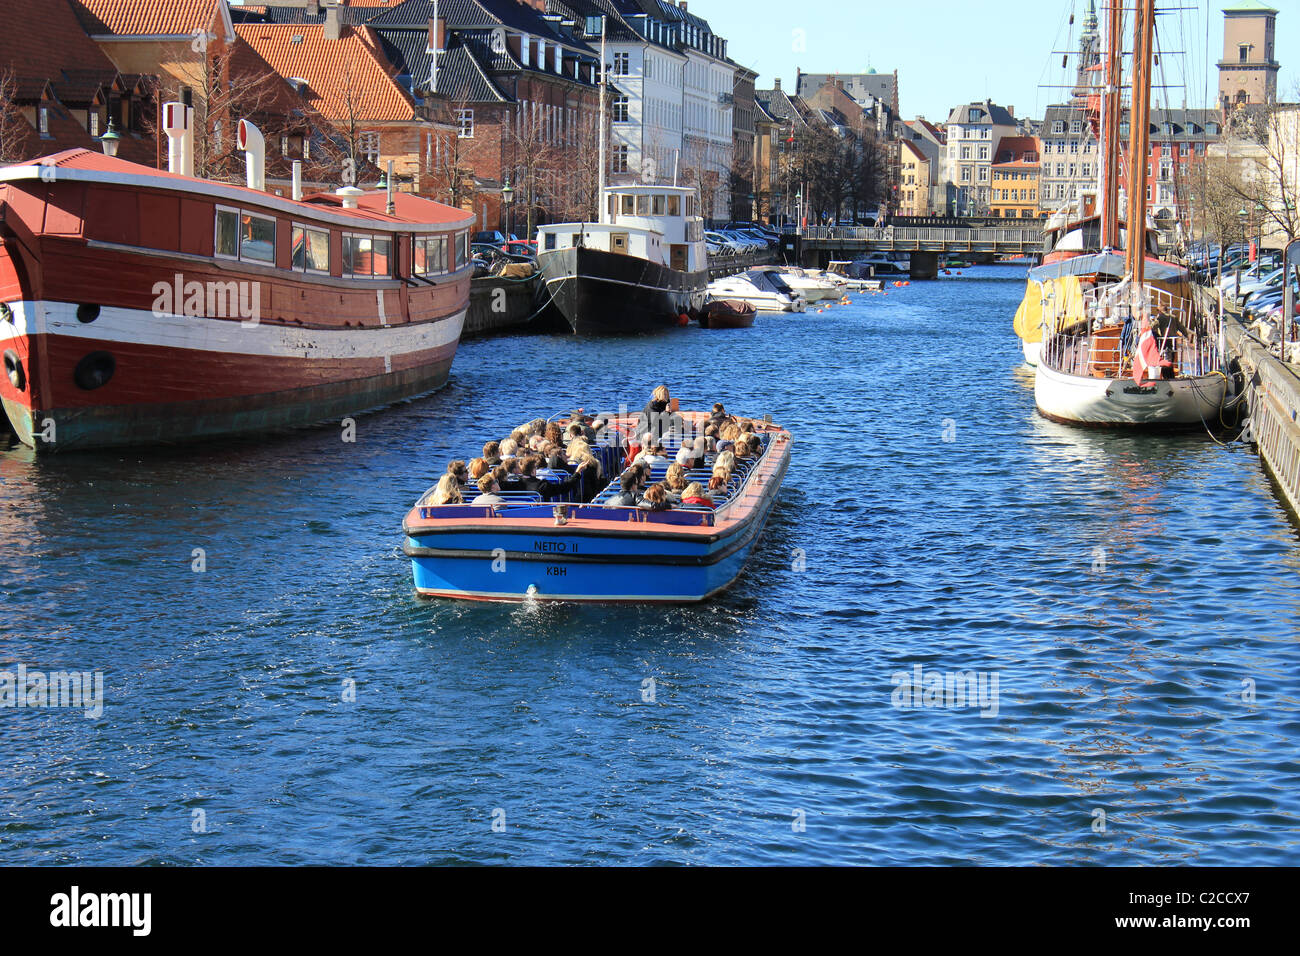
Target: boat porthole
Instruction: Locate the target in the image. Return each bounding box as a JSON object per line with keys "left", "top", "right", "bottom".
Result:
{"left": 3, "top": 349, "right": 25, "bottom": 391}
{"left": 73, "top": 351, "right": 115, "bottom": 390}
{"left": 76, "top": 304, "right": 101, "bottom": 324}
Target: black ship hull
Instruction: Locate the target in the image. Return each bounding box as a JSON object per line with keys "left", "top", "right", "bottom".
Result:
{"left": 539, "top": 246, "right": 707, "bottom": 335}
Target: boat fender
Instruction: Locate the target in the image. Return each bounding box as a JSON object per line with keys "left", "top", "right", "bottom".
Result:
{"left": 73, "top": 351, "right": 115, "bottom": 391}
{"left": 3, "top": 349, "right": 24, "bottom": 391}
{"left": 678, "top": 313, "right": 690, "bottom": 327}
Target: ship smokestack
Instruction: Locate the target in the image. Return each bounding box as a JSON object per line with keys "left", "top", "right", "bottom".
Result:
{"left": 237, "top": 119, "right": 266, "bottom": 192}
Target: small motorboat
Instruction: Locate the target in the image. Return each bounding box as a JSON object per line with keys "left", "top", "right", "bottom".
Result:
{"left": 848, "top": 253, "right": 909, "bottom": 279}
{"left": 699, "top": 298, "right": 756, "bottom": 328}
{"left": 403, "top": 410, "right": 792, "bottom": 603}
{"left": 707, "top": 274, "right": 805, "bottom": 312}
{"left": 764, "top": 267, "right": 839, "bottom": 302}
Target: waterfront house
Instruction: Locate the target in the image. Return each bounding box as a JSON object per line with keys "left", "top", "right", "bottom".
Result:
{"left": 938, "top": 99, "right": 1017, "bottom": 216}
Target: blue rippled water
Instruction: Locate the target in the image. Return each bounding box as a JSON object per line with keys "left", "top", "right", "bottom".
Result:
{"left": 2, "top": 265, "right": 1299, "bottom": 865}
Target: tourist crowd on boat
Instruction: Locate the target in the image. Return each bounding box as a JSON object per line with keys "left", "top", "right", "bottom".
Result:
{"left": 421, "top": 387, "right": 767, "bottom": 513}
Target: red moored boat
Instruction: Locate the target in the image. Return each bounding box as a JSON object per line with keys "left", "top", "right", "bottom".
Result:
{"left": 0, "top": 134, "right": 471, "bottom": 452}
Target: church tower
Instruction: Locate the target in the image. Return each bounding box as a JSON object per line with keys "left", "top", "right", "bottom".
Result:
{"left": 1218, "top": 1, "right": 1279, "bottom": 111}
{"left": 1071, "top": 0, "right": 1102, "bottom": 106}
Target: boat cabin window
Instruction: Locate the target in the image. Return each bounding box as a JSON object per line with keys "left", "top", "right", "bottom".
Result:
{"left": 667, "top": 195, "right": 680, "bottom": 216}
{"left": 291, "top": 223, "right": 330, "bottom": 273}
{"left": 636, "top": 195, "right": 650, "bottom": 215}
{"left": 455, "top": 231, "right": 470, "bottom": 269}
{"left": 414, "top": 235, "right": 449, "bottom": 275}
{"left": 686, "top": 195, "right": 695, "bottom": 216}
{"left": 544, "top": 232, "right": 557, "bottom": 251}
{"left": 215, "top": 206, "right": 275, "bottom": 264}
{"left": 342, "top": 233, "right": 393, "bottom": 278}
{"left": 621, "top": 195, "right": 635, "bottom": 216}
{"left": 652, "top": 195, "right": 665, "bottom": 215}
{"left": 607, "top": 195, "right": 617, "bottom": 218}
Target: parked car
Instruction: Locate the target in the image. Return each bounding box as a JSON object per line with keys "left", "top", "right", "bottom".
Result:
{"left": 705, "top": 231, "right": 745, "bottom": 255}
{"left": 501, "top": 240, "right": 537, "bottom": 258}
{"left": 472, "top": 230, "right": 511, "bottom": 245}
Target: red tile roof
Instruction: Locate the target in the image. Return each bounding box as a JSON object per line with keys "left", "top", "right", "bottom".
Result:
{"left": 235, "top": 24, "right": 416, "bottom": 123}
{"left": 1, "top": 0, "right": 122, "bottom": 79}
{"left": 72, "top": 0, "right": 230, "bottom": 38}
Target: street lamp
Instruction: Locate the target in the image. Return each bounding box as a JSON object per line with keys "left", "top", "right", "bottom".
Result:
{"left": 502, "top": 178, "right": 515, "bottom": 240}
{"left": 98, "top": 120, "right": 120, "bottom": 158}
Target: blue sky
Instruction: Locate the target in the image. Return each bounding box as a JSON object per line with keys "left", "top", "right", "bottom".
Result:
{"left": 693, "top": 0, "right": 1299, "bottom": 121}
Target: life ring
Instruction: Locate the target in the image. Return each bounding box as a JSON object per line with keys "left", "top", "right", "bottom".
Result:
{"left": 3, "top": 349, "right": 24, "bottom": 391}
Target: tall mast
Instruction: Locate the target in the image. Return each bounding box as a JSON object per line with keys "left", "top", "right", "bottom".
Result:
{"left": 1125, "top": 0, "right": 1155, "bottom": 292}
{"left": 1100, "top": 0, "right": 1123, "bottom": 251}
{"left": 597, "top": 15, "right": 607, "bottom": 222}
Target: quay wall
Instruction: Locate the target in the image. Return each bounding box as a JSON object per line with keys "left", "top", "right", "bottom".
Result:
{"left": 1221, "top": 302, "right": 1300, "bottom": 520}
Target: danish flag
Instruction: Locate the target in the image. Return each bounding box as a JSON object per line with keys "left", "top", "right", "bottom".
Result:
{"left": 1132, "top": 318, "right": 1172, "bottom": 385}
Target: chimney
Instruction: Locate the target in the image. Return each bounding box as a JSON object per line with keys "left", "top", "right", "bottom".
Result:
{"left": 428, "top": 17, "right": 445, "bottom": 53}
{"left": 773, "top": 77, "right": 781, "bottom": 91}
{"left": 679, "top": 2, "right": 688, "bottom": 11}
{"left": 323, "top": 4, "right": 341, "bottom": 41}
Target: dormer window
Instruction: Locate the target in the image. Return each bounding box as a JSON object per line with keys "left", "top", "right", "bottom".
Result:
{"left": 38, "top": 107, "right": 50, "bottom": 138}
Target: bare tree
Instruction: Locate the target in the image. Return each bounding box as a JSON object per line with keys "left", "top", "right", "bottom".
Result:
{"left": 1214, "top": 102, "right": 1300, "bottom": 244}
{"left": 0, "top": 68, "right": 32, "bottom": 164}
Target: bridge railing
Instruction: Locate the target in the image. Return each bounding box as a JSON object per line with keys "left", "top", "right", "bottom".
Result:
{"left": 804, "top": 226, "right": 1045, "bottom": 248}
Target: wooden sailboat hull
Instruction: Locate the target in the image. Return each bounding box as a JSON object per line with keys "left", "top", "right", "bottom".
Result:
{"left": 1034, "top": 360, "right": 1227, "bottom": 427}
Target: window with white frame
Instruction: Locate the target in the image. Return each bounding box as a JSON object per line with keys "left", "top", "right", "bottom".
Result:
{"left": 612, "top": 52, "right": 629, "bottom": 75}
{"left": 613, "top": 145, "right": 629, "bottom": 173}
{"left": 611, "top": 95, "right": 629, "bottom": 123}
{"left": 342, "top": 233, "right": 392, "bottom": 278}
{"left": 215, "top": 206, "right": 276, "bottom": 264}
{"left": 291, "top": 223, "right": 330, "bottom": 273}
{"left": 456, "top": 110, "right": 474, "bottom": 139}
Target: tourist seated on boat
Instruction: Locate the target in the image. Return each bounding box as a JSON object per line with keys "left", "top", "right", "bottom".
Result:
{"left": 681, "top": 482, "right": 714, "bottom": 510}
{"left": 545, "top": 422, "right": 564, "bottom": 446}
{"left": 471, "top": 475, "right": 505, "bottom": 505}
{"left": 714, "top": 450, "right": 736, "bottom": 474}
{"left": 675, "top": 437, "right": 706, "bottom": 469}
{"left": 482, "top": 441, "right": 502, "bottom": 467}
{"left": 573, "top": 454, "right": 603, "bottom": 502}
{"left": 636, "top": 442, "right": 671, "bottom": 468}
{"left": 746, "top": 434, "right": 764, "bottom": 457}
{"left": 638, "top": 483, "right": 672, "bottom": 512}
{"left": 429, "top": 474, "right": 463, "bottom": 505}
{"left": 639, "top": 385, "right": 685, "bottom": 441}
{"left": 664, "top": 464, "right": 689, "bottom": 502}
{"left": 720, "top": 422, "right": 742, "bottom": 442}
{"left": 508, "top": 455, "right": 590, "bottom": 500}
{"left": 709, "top": 402, "right": 728, "bottom": 426}
{"left": 708, "top": 474, "right": 729, "bottom": 498}
{"left": 446, "top": 460, "right": 469, "bottom": 484}
{"left": 608, "top": 470, "right": 643, "bottom": 507}
{"left": 468, "top": 457, "right": 490, "bottom": 481}
{"left": 566, "top": 412, "right": 598, "bottom": 444}
{"left": 702, "top": 423, "right": 720, "bottom": 453}
{"left": 500, "top": 438, "right": 519, "bottom": 460}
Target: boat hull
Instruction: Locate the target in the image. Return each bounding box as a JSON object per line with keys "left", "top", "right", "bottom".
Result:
{"left": 1034, "top": 360, "right": 1227, "bottom": 427}
{"left": 1022, "top": 339, "right": 1041, "bottom": 367}
{"left": 1, "top": 299, "right": 463, "bottom": 451}
{"left": 539, "top": 246, "right": 706, "bottom": 334}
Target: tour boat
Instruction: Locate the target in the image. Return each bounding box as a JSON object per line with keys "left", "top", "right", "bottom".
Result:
{"left": 0, "top": 108, "right": 471, "bottom": 452}
{"left": 536, "top": 185, "right": 708, "bottom": 334}
{"left": 706, "top": 274, "right": 804, "bottom": 312}
{"left": 699, "top": 299, "right": 757, "bottom": 328}
{"left": 402, "top": 410, "right": 791, "bottom": 603}
{"left": 1032, "top": 0, "right": 1228, "bottom": 427}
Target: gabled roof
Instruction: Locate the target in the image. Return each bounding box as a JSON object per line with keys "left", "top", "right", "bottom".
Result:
{"left": 4, "top": 0, "right": 124, "bottom": 80}
{"left": 899, "top": 139, "right": 930, "bottom": 164}
{"left": 755, "top": 87, "right": 807, "bottom": 128}
{"left": 231, "top": 2, "right": 401, "bottom": 25}
{"left": 993, "top": 135, "right": 1039, "bottom": 164}
{"left": 72, "top": 0, "right": 234, "bottom": 40}
{"left": 235, "top": 23, "right": 418, "bottom": 123}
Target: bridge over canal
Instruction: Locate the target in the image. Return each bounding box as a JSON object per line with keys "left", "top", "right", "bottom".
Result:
{"left": 793, "top": 224, "right": 1047, "bottom": 278}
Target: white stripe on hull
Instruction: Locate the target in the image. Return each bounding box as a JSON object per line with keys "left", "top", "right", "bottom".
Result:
{"left": 1035, "top": 360, "right": 1227, "bottom": 426}
{"left": 0, "top": 300, "right": 464, "bottom": 360}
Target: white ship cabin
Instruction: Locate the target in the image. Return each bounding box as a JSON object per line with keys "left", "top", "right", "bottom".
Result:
{"left": 537, "top": 186, "right": 708, "bottom": 273}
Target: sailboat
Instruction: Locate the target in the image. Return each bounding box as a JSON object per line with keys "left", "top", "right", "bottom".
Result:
{"left": 1032, "top": 0, "right": 1228, "bottom": 427}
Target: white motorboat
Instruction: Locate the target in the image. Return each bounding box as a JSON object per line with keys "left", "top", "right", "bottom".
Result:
{"left": 707, "top": 275, "right": 805, "bottom": 312}
{"left": 758, "top": 267, "right": 839, "bottom": 302}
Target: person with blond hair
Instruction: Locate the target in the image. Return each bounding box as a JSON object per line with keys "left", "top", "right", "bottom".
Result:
{"left": 639, "top": 384, "right": 684, "bottom": 441}
{"left": 680, "top": 482, "right": 714, "bottom": 509}
{"left": 714, "top": 450, "right": 736, "bottom": 474}
{"left": 500, "top": 438, "right": 519, "bottom": 459}
{"left": 664, "top": 463, "right": 689, "bottom": 500}
{"left": 426, "top": 474, "right": 464, "bottom": 505}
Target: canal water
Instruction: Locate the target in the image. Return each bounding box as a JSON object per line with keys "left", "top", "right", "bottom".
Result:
{"left": 2, "top": 265, "right": 1298, "bottom": 865}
